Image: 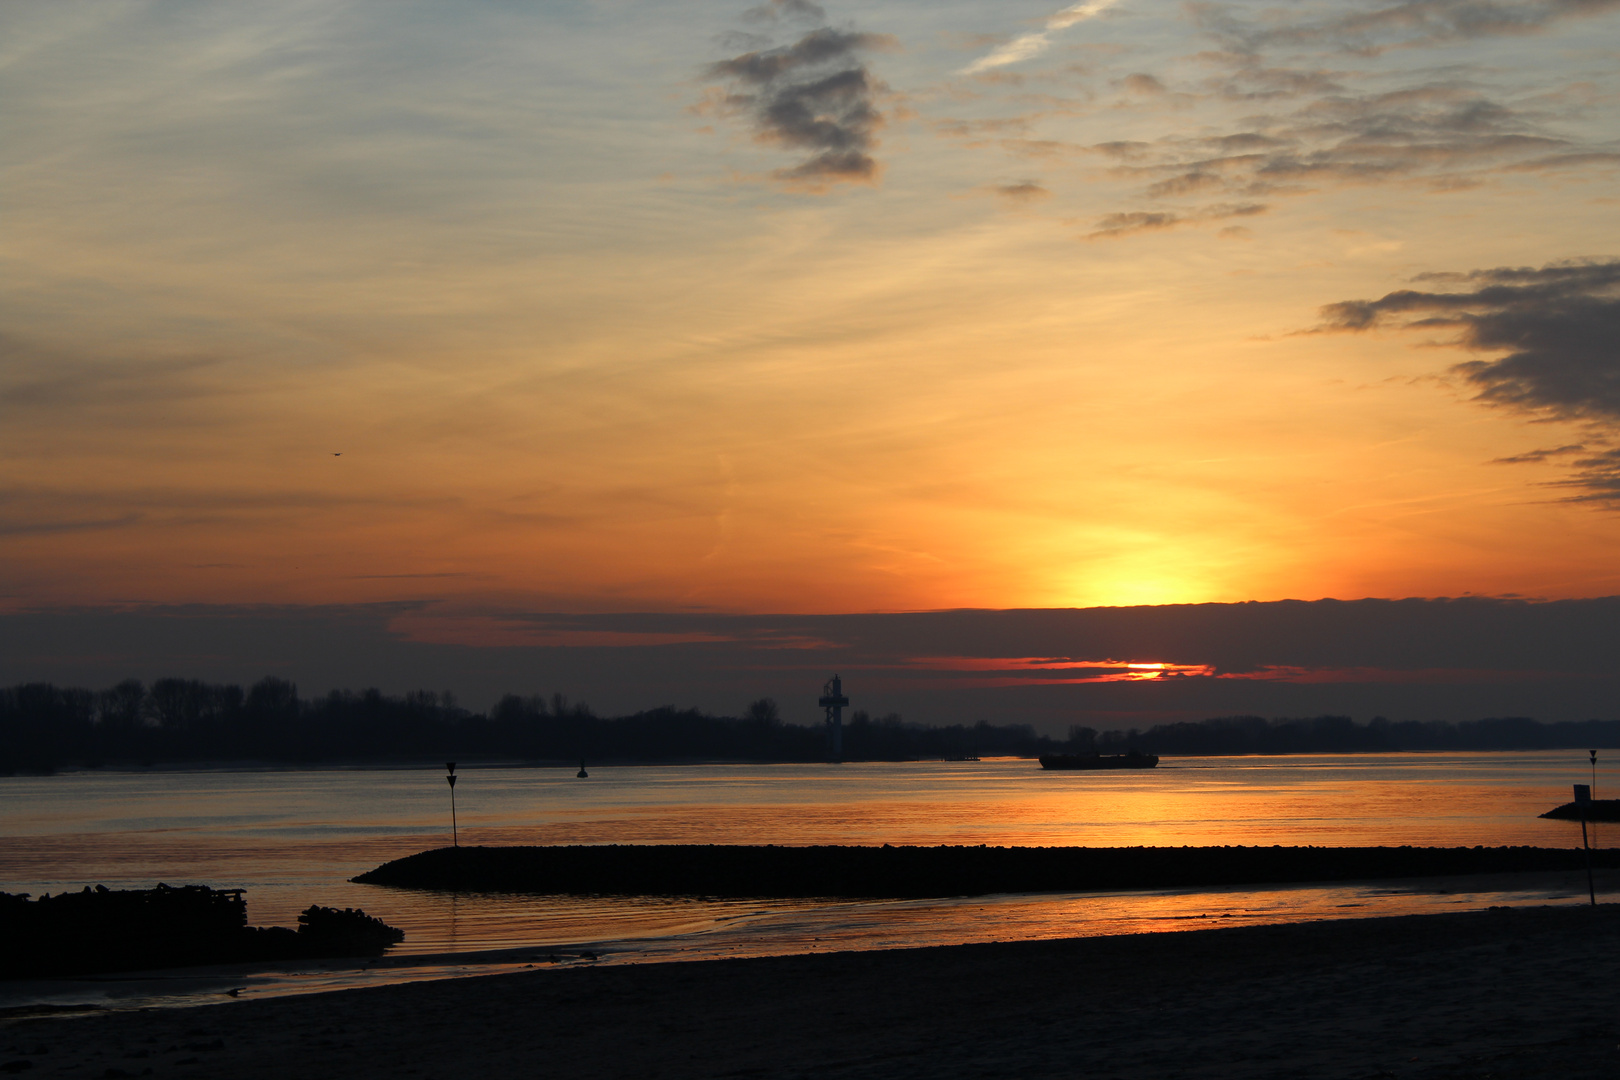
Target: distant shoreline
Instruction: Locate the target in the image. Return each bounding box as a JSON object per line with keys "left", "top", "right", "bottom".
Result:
{"left": 2, "top": 746, "right": 1602, "bottom": 776}
{"left": 10, "top": 676, "right": 1619, "bottom": 774}
{"left": 354, "top": 843, "right": 1620, "bottom": 898}
{"left": 0, "top": 756, "right": 1029, "bottom": 775}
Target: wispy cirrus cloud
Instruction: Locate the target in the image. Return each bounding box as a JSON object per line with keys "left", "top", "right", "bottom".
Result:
{"left": 937, "top": 0, "right": 1620, "bottom": 242}
{"left": 702, "top": 7, "right": 898, "bottom": 190}
{"left": 960, "top": 0, "right": 1120, "bottom": 75}
{"left": 1074, "top": 74, "right": 1604, "bottom": 238}
{"left": 1106, "top": 82, "right": 1575, "bottom": 195}
{"left": 1196, "top": 0, "right": 1620, "bottom": 57}
{"left": 0, "top": 484, "right": 466, "bottom": 537}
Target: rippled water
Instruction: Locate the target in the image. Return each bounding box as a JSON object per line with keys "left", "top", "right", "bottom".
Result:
{"left": 0, "top": 752, "right": 1608, "bottom": 1010}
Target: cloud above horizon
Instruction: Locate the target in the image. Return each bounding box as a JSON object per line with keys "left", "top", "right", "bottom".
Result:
{"left": 1085, "top": 201, "right": 1266, "bottom": 238}
{"left": 932, "top": 0, "right": 1620, "bottom": 241}
{"left": 1320, "top": 259, "right": 1620, "bottom": 503}
{"left": 703, "top": 7, "right": 897, "bottom": 189}
{"left": 1065, "top": 62, "right": 1608, "bottom": 238}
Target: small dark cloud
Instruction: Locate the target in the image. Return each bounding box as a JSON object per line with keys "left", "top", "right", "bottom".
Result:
{"left": 989, "top": 180, "right": 1051, "bottom": 202}
{"left": 1319, "top": 258, "right": 1620, "bottom": 502}
{"left": 1120, "top": 73, "right": 1167, "bottom": 95}
{"left": 1087, "top": 211, "right": 1182, "bottom": 238}
{"left": 1085, "top": 202, "right": 1265, "bottom": 239}
{"left": 1490, "top": 444, "right": 1585, "bottom": 464}
{"left": 704, "top": 11, "right": 898, "bottom": 191}
{"left": 1144, "top": 170, "right": 1226, "bottom": 197}
{"left": 933, "top": 117, "right": 1034, "bottom": 145}
{"left": 1210, "top": 201, "right": 1268, "bottom": 218}
{"left": 1092, "top": 140, "right": 1153, "bottom": 159}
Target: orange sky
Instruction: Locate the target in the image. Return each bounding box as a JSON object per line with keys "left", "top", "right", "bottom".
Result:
{"left": 7, "top": 0, "right": 1620, "bottom": 636}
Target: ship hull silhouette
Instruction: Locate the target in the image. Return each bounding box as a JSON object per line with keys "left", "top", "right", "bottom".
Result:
{"left": 1038, "top": 752, "right": 1160, "bottom": 770}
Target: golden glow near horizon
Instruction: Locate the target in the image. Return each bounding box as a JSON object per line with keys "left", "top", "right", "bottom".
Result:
{"left": 6, "top": 0, "right": 1620, "bottom": 629}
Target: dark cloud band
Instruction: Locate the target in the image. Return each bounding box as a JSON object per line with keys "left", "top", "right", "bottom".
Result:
{"left": 8, "top": 598, "right": 1620, "bottom": 730}
{"left": 1320, "top": 259, "right": 1620, "bottom": 502}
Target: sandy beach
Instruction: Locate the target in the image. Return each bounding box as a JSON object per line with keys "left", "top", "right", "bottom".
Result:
{"left": 5, "top": 903, "right": 1618, "bottom": 1079}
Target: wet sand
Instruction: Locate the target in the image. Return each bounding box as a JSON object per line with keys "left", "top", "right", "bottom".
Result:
{"left": 6, "top": 904, "right": 1619, "bottom": 1079}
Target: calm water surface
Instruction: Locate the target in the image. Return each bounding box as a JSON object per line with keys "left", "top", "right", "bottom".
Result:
{"left": 0, "top": 752, "right": 1608, "bottom": 1009}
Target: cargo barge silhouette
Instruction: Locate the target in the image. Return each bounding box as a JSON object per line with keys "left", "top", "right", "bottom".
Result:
{"left": 1038, "top": 751, "right": 1160, "bottom": 770}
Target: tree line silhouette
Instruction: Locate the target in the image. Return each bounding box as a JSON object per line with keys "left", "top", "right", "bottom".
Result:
{"left": 2, "top": 677, "right": 1617, "bottom": 773}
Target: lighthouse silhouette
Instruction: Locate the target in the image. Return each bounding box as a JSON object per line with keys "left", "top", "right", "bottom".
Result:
{"left": 819, "top": 674, "right": 850, "bottom": 763}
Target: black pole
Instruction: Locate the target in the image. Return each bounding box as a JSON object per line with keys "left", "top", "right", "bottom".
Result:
{"left": 1593, "top": 750, "right": 1600, "bottom": 851}
{"left": 1582, "top": 810, "right": 1595, "bottom": 906}
{"left": 446, "top": 761, "right": 459, "bottom": 848}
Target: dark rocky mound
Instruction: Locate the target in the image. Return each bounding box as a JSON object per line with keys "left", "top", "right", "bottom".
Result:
{"left": 294, "top": 902, "right": 406, "bottom": 955}
{"left": 1540, "top": 799, "right": 1620, "bottom": 821}
{"left": 352, "top": 844, "right": 1620, "bottom": 899}
{"left": 0, "top": 884, "right": 404, "bottom": 979}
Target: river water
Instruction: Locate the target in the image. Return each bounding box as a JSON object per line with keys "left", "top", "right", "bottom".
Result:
{"left": 0, "top": 752, "right": 1609, "bottom": 1010}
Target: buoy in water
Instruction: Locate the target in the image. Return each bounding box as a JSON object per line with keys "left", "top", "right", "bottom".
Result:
{"left": 577, "top": 759, "right": 588, "bottom": 778}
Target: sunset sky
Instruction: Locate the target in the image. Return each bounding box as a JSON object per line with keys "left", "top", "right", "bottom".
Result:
{"left": 6, "top": 0, "right": 1620, "bottom": 723}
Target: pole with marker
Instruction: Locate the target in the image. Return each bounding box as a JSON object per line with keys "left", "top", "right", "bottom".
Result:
{"left": 1592, "top": 749, "right": 1600, "bottom": 852}
{"left": 1575, "top": 781, "right": 1594, "bottom": 906}
{"left": 446, "top": 761, "right": 459, "bottom": 848}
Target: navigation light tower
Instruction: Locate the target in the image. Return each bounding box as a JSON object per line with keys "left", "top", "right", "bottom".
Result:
{"left": 819, "top": 674, "right": 849, "bottom": 762}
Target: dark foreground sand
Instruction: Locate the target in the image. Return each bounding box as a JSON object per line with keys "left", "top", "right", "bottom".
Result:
{"left": 5, "top": 905, "right": 1619, "bottom": 1079}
